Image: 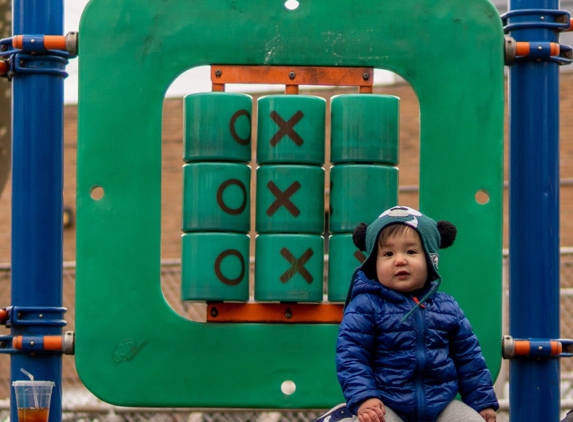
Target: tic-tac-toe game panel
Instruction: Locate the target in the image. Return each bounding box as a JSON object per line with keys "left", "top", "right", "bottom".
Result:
{"left": 76, "top": 0, "right": 504, "bottom": 409}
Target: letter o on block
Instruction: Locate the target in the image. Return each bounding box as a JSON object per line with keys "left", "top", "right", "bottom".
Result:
{"left": 181, "top": 233, "right": 249, "bottom": 301}
{"left": 184, "top": 92, "right": 252, "bottom": 163}
{"left": 182, "top": 162, "right": 251, "bottom": 233}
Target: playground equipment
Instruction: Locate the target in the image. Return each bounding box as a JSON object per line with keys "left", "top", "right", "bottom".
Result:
{"left": 1, "top": 0, "right": 572, "bottom": 420}
{"left": 74, "top": 0, "right": 503, "bottom": 409}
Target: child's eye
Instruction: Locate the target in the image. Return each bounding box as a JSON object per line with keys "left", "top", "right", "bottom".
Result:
{"left": 407, "top": 250, "right": 418, "bottom": 254}
{"left": 383, "top": 251, "right": 393, "bottom": 257}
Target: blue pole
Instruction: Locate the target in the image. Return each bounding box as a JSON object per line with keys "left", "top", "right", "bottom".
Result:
{"left": 10, "top": 0, "right": 64, "bottom": 422}
{"left": 508, "top": 0, "right": 561, "bottom": 421}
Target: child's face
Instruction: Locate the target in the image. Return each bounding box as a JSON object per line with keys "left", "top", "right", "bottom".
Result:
{"left": 375, "top": 227, "right": 428, "bottom": 292}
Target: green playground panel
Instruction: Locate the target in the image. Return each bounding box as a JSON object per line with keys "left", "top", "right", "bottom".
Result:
{"left": 76, "top": 0, "right": 504, "bottom": 409}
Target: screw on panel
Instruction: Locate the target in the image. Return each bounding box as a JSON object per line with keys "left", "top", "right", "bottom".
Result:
{"left": 210, "top": 307, "right": 218, "bottom": 317}
{"left": 289, "top": 71, "right": 296, "bottom": 80}
{"left": 285, "top": 308, "right": 293, "bottom": 319}
{"left": 362, "top": 72, "right": 370, "bottom": 81}
{"left": 215, "top": 69, "right": 222, "bottom": 78}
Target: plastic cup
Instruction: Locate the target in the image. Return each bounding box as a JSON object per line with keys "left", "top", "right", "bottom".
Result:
{"left": 12, "top": 380, "right": 54, "bottom": 422}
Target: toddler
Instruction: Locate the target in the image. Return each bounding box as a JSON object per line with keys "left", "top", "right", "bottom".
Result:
{"left": 332, "top": 206, "right": 498, "bottom": 422}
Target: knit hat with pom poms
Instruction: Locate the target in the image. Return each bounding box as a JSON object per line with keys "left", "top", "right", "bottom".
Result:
{"left": 348, "top": 206, "right": 457, "bottom": 318}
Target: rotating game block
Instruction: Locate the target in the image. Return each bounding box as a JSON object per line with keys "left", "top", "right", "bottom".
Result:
{"left": 329, "top": 164, "right": 398, "bottom": 233}
{"left": 181, "top": 232, "right": 249, "bottom": 301}
{"left": 330, "top": 94, "right": 399, "bottom": 165}
{"left": 184, "top": 92, "right": 252, "bottom": 163}
{"left": 327, "top": 234, "right": 367, "bottom": 302}
{"left": 257, "top": 95, "right": 326, "bottom": 165}
{"left": 256, "top": 165, "right": 324, "bottom": 234}
{"left": 255, "top": 234, "right": 324, "bottom": 302}
{"left": 182, "top": 162, "right": 251, "bottom": 233}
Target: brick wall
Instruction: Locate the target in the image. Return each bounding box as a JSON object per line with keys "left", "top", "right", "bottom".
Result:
{"left": 0, "top": 73, "right": 572, "bottom": 262}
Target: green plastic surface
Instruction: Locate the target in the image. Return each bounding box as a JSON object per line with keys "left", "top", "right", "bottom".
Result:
{"left": 183, "top": 93, "right": 252, "bottom": 163}
{"left": 328, "top": 234, "right": 365, "bottom": 302}
{"left": 255, "top": 234, "right": 324, "bottom": 302}
{"left": 182, "top": 162, "right": 251, "bottom": 233}
{"left": 77, "top": 0, "right": 504, "bottom": 409}
{"left": 257, "top": 95, "right": 326, "bottom": 165}
{"left": 181, "top": 233, "right": 249, "bottom": 301}
{"left": 330, "top": 165, "right": 399, "bottom": 233}
{"left": 256, "top": 165, "right": 324, "bottom": 234}
{"left": 331, "top": 95, "right": 399, "bottom": 165}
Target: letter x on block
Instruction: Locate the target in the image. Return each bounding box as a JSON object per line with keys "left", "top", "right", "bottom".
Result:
{"left": 267, "top": 181, "right": 301, "bottom": 217}
{"left": 280, "top": 247, "right": 314, "bottom": 284}
{"left": 269, "top": 110, "right": 304, "bottom": 146}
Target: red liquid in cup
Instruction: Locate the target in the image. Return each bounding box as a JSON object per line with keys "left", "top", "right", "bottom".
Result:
{"left": 17, "top": 408, "right": 49, "bottom": 422}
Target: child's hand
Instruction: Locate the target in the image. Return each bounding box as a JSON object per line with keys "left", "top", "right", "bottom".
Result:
{"left": 357, "top": 398, "right": 386, "bottom": 422}
{"left": 479, "top": 408, "right": 496, "bottom": 422}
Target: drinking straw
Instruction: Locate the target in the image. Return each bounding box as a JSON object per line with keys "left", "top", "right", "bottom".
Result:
{"left": 20, "top": 368, "right": 39, "bottom": 408}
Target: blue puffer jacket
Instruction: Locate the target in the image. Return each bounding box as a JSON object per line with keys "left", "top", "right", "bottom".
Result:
{"left": 336, "top": 270, "right": 499, "bottom": 422}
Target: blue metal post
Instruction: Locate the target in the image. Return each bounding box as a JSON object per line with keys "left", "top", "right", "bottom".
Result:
{"left": 508, "top": 0, "right": 561, "bottom": 421}
{"left": 10, "top": 0, "right": 64, "bottom": 422}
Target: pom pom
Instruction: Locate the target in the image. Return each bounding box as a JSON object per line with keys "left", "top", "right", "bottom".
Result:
{"left": 352, "top": 223, "right": 368, "bottom": 251}
{"left": 437, "top": 220, "right": 457, "bottom": 249}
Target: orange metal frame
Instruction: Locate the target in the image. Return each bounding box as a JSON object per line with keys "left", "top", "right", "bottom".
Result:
{"left": 207, "top": 302, "right": 344, "bottom": 323}
{"left": 205, "top": 64, "right": 367, "bottom": 323}
{"left": 210, "top": 65, "right": 374, "bottom": 94}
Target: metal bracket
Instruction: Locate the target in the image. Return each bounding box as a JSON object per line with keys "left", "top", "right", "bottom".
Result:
{"left": 505, "top": 35, "right": 572, "bottom": 65}
{"left": 3, "top": 306, "right": 67, "bottom": 328}
{"left": 502, "top": 9, "right": 573, "bottom": 65}
{"left": 502, "top": 335, "right": 573, "bottom": 359}
{"left": 0, "top": 331, "right": 75, "bottom": 355}
{"left": 0, "top": 32, "right": 78, "bottom": 80}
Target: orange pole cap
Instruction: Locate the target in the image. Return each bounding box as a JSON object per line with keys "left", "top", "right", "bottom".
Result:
{"left": 551, "top": 340, "right": 563, "bottom": 355}
{"left": 514, "top": 340, "right": 531, "bottom": 356}
{"left": 516, "top": 42, "right": 531, "bottom": 56}
{"left": 550, "top": 42, "right": 560, "bottom": 56}
{"left": 12, "top": 35, "right": 23, "bottom": 49}
{"left": 43, "top": 36, "right": 67, "bottom": 50}
{"left": 0, "top": 308, "right": 8, "bottom": 322}
{"left": 13, "top": 336, "right": 22, "bottom": 350}
{"left": 43, "top": 336, "right": 63, "bottom": 351}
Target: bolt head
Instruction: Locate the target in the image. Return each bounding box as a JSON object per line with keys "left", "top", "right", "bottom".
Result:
{"left": 210, "top": 307, "right": 218, "bottom": 317}
{"left": 214, "top": 69, "right": 222, "bottom": 77}
{"left": 363, "top": 72, "right": 370, "bottom": 81}
{"left": 289, "top": 71, "right": 296, "bottom": 80}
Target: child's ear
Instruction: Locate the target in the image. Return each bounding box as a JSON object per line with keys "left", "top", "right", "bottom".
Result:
{"left": 352, "top": 223, "right": 368, "bottom": 251}
{"left": 437, "top": 221, "right": 457, "bottom": 249}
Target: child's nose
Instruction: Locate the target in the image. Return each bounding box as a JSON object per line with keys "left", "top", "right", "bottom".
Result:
{"left": 395, "top": 254, "right": 407, "bottom": 265}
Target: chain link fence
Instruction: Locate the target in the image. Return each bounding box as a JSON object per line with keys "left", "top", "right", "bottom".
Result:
{"left": 3, "top": 253, "right": 573, "bottom": 421}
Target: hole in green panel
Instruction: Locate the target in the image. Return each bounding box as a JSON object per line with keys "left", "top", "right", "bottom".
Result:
{"left": 90, "top": 186, "right": 104, "bottom": 200}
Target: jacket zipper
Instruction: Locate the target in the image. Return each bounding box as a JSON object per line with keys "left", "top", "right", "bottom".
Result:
{"left": 413, "top": 297, "right": 426, "bottom": 421}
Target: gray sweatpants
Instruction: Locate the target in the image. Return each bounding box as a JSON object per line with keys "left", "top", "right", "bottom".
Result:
{"left": 379, "top": 400, "right": 486, "bottom": 422}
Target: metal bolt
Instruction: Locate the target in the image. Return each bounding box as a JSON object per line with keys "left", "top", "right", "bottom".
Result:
{"left": 289, "top": 71, "right": 296, "bottom": 80}
{"left": 0, "top": 341, "right": 5, "bottom": 348}
{"left": 540, "top": 16, "right": 545, "bottom": 20}
{"left": 0, "top": 45, "right": 7, "bottom": 51}
{"left": 39, "top": 314, "right": 43, "bottom": 318}
{"left": 210, "top": 307, "right": 218, "bottom": 317}
{"left": 214, "top": 69, "right": 222, "bottom": 78}
{"left": 285, "top": 308, "right": 293, "bottom": 319}
{"left": 19, "top": 61, "right": 24, "bottom": 67}
{"left": 538, "top": 46, "right": 543, "bottom": 50}
{"left": 363, "top": 72, "right": 370, "bottom": 81}
{"left": 538, "top": 346, "right": 543, "bottom": 350}
{"left": 17, "top": 313, "right": 22, "bottom": 318}
{"left": 31, "top": 39, "right": 35, "bottom": 43}
{"left": 30, "top": 341, "right": 35, "bottom": 346}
